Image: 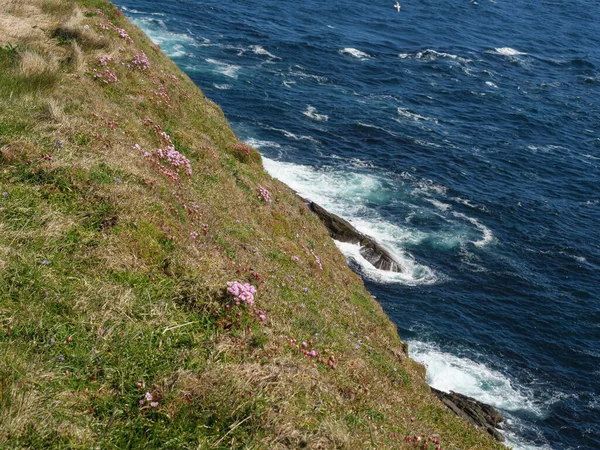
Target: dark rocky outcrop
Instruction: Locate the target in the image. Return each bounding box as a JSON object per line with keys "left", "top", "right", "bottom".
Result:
{"left": 431, "top": 387, "right": 505, "bottom": 442}
{"left": 307, "top": 201, "right": 404, "bottom": 273}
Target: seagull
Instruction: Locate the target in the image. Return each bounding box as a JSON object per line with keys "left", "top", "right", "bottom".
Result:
{"left": 394, "top": 1, "right": 401, "bottom": 12}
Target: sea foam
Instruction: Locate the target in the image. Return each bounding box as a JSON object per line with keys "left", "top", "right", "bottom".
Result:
{"left": 339, "top": 48, "right": 371, "bottom": 60}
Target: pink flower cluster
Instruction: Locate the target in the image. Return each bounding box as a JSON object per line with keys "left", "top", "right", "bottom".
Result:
{"left": 227, "top": 281, "right": 257, "bottom": 306}
{"left": 136, "top": 128, "right": 192, "bottom": 182}
{"left": 151, "top": 85, "right": 173, "bottom": 109}
{"left": 258, "top": 185, "right": 272, "bottom": 203}
{"left": 94, "top": 56, "right": 118, "bottom": 84}
{"left": 100, "top": 21, "right": 134, "bottom": 43}
{"left": 156, "top": 145, "right": 192, "bottom": 177}
{"left": 129, "top": 52, "right": 150, "bottom": 71}
{"left": 139, "top": 391, "right": 158, "bottom": 408}
{"left": 312, "top": 251, "right": 323, "bottom": 270}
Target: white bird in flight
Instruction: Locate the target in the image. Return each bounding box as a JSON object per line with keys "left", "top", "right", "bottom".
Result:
{"left": 394, "top": 1, "right": 401, "bottom": 12}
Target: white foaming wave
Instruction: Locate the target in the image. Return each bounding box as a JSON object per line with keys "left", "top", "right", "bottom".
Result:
{"left": 486, "top": 81, "right": 498, "bottom": 88}
{"left": 121, "top": 6, "right": 165, "bottom": 16}
{"left": 408, "top": 341, "right": 544, "bottom": 416}
{"left": 289, "top": 68, "right": 328, "bottom": 84}
{"left": 494, "top": 47, "right": 527, "bottom": 56}
{"left": 250, "top": 45, "right": 279, "bottom": 59}
{"left": 329, "top": 154, "right": 376, "bottom": 170}
{"left": 205, "top": 58, "right": 240, "bottom": 79}
{"left": 265, "top": 126, "right": 320, "bottom": 144}
{"left": 261, "top": 157, "right": 439, "bottom": 286}
{"left": 213, "top": 83, "right": 232, "bottom": 90}
{"left": 334, "top": 241, "right": 438, "bottom": 285}
{"left": 426, "top": 198, "right": 452, "bottom": 212}
{"left": 503, "top": 432, "right": 554, "bottom": 450}
{"left": 132, "top": 18, "right": 195, "bottom": 58}
{"left": 282, "top": 80, "right": 296, "bottom": 88}
{"left": 452, "top": 212, "right": 493, "bottom": 247}
{"left": 453, "top": 197, "right": 490, "bottom": 212}
{"left": 243, "top": 138, "right": 281, "bottom": 149}
{"left": 399, "top": 49, "right": 470, "bottom": 63}
{"left": 339, "top": 48, "right": 371, "bottom": 60}
{"left": 411, "top": 340, "right": 557, "bottom": 450}
{"left": 262, "top": 157, "right": 381, "bottom": 214}
{"left": 397, "top": 107, "right": 439, "bottom": 124}
{"left": 415, "top": 179, "right": 447, "bottom": 196}
{"left": 303, "top": 105, "right": 328, "bottom": 121}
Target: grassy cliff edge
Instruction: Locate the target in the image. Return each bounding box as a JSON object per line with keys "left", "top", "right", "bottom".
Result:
{"left": 0, "top": 1, "right": 505, "bottom": 448}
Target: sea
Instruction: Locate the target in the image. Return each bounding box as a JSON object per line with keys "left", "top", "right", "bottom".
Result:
{"left": 113, "top": 1, "right": 600, "bottom": 448}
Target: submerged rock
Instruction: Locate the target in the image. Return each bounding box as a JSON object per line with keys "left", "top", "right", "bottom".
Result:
{"left": 431, "top": 387, "right": 505, "bottom": 442}
{"left": 307, "top": 201, "right": 404, "bottom": 273}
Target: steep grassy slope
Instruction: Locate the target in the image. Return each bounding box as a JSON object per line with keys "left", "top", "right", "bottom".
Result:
{"left": 0, "top": 1, "right": 506, "bottom": 448}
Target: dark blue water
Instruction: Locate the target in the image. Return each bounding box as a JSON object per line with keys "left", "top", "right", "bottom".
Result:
{"left": 114, "top": 1, "right": 600, "bottom": 448}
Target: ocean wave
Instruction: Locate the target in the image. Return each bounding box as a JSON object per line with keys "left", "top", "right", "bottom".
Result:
{"left": 399, "top": 49, "right": 471, "bottom": 63}
{"left": 452, "top": 212, "right": 494, "bottom": 247}
{"left": 334, "top": 241, "right": 438, "bottom": 285}
{"left": 264, "top": 126, "right": 320, "bottom": 144}
{"left": 486, "top": 81, "right": 499, "bottom": 88}
{"left": 339, "top": 47, "right": 371, "bottom": 60}
{"left": 250, "top": 45, "right": 279, "bottom": 59}
{"left": 261, "top": 157, "right": 440, "bottom": 285}
{"left": 121, "top": 5, "right": 165, "bottom": 16}
{"left": 243, "top": 138, "right": 281, "bottom": 149}
{"left": 205, "top": 58, "right": 241, "bottom": 78}
{"left": 213, "top": 83, "right": 232, "bottom": 90}
{"left": 131, "top": 18, "right": 195, "bottom": 58}
{"left": 303, "top": 105, "right": 328, "bottom": 121}
{"left": 289, "top": 66, "right": 329, "bottom": 83}
{"left": 493, "top": 47, "right": 527, "bottom": 56}
{"left": 408, "top": 341, "right": 544, "bottom": 416}
{"left": 397, "top": 107, "right": 439, "bottom": 124}
{"left": 426, "top": 198, "right": 452, "bottom": 211}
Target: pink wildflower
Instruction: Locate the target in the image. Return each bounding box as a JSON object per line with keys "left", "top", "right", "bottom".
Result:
{"left": 257, "top": 185, "right": 272, "bottom": 203}
{"left": 312, "top": 251, "right": 323, "bottom": 270}
{"left": 101, "top": 21, "right": 134, "bottom": 43}
{"left": 130, "top": 52, "right": 150, "bottom": 71}
{"left": 227, "top": 281, "right": 257, "bottom": 306}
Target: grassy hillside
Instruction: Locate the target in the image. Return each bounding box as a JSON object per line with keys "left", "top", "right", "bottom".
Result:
{"left": 0, "top": 1, "right": 506, "bottom": 448}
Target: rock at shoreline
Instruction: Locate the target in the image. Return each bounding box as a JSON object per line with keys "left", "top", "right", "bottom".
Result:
{"left": 431, "top": 387, "right": 505, "bottom": 442}
{"left": 307, "top": 201, "right": 404, "bottom": 273}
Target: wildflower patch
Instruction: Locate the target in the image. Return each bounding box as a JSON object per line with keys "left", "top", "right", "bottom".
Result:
{"left": 93, "top": 56, "right": 118, "bottom": 84}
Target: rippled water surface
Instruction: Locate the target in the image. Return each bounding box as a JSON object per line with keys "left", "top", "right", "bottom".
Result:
{"left": 114, "top": 1, "right": 600, "bottom": 448}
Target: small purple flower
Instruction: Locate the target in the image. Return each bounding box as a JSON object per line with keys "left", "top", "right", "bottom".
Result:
{"left": 150, "top": 401, "right": 158, "bottom": 408}
{"left": 49, "top": 338, "right": 55, "bottom": 344}
{"left": 55, "top": 139, "right": 63, "bottom": 149}
{"left": 42, "top": 260, "right": 50, "bottom": 266}
{"left": 113, "top": 177, "right": 122, "bottom": 183}
{"left": 57, "top": 354, "right": 64, "bottom": 361}
{"left": 145, "top": 392, "right": 153, "bottom": 401}
{"left": 303, "top": 288, "right": 309, "bottom": 293}
{"left": 2, "top": 192, "right": 7, "bottom": 197}
{"left": 139, "top": 399, "right": 145, "bottom": 406}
